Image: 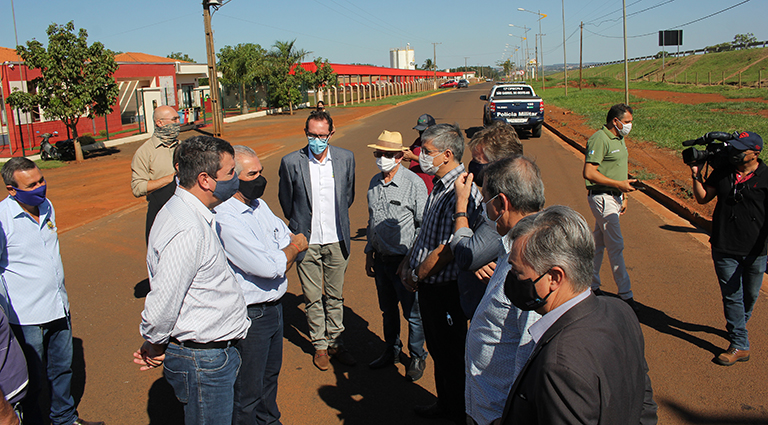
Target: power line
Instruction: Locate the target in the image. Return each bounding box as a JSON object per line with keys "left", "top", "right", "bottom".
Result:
{"left": 585, "top": 0, "right": 677, "bottom": 28}
{"left": 103, "top": 13, "right": 199, "bottom": 39}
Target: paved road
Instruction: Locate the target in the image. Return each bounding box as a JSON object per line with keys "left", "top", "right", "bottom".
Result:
{"left": 52, "top": 84, "right": 767, "bottom": 424}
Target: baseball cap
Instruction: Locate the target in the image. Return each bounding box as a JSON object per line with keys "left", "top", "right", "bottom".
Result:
{"left": 730, "top": 131, "right": 763, "bottom": 152}
{"left": 413, "top": 114, "right": 436, "bottom": 131}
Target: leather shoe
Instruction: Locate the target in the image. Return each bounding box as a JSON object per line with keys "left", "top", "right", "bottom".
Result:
{"left": 328, "top": 345, "right": 357, "bottom": 366}
{"left": 716, "top": 346, "right": 750, "bottom": 366}
{"left": 73, "top": 419, "right": 106, "bottom": 425}
{"left": 406, "top": 356, "right": 427, "bottom": 382}
{"left": 623, "top": 297, "right": 640, "bottom": 313}
{"left": 369, "top": 347, "right": 400, "bottom": 369}
{"left": 313, "top": 349, "right": 330, "bottom": 371}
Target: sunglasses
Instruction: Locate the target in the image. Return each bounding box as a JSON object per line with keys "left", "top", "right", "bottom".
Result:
{"left": 729, "top": 182, "right": 746, "bottom": 204}
{"left": 373, "top": 151, "right": 400, "bottom": 158}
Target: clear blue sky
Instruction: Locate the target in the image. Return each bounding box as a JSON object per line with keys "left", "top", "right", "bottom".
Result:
{"left": 2, "top": 0, "right": 765, "bottom": 70}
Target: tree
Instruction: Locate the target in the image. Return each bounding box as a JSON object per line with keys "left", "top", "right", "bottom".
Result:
{"left": 6, "top": 21, "right": 119, "bottom": 162}
{"left": 422, "top": 58, "right": 435, "bottom": 71}
{"left": 303, "top": 57, "right": 337, "bottom": 104}
{"left": 733, "top": 33, "right": 757, "bottom": 50}
{"left": 265, "top": 40, "right": 309, "bottom": 115}
{"left": 497, "top": 59, "right": 513, "bottom": 77}
{"left": 167, "top": 52, "right": 196, "bottom": 62}
{"left": 218, "top": 43, "right": 267, "bottom": 114}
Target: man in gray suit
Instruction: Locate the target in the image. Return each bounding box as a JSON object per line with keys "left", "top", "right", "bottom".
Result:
{"left": 278, "top": 110, "right": 356, "bottom": 371}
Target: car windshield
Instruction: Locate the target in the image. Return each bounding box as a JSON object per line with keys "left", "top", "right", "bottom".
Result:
{"left": 493, "top": 86, "right": 533, "bottom": 97}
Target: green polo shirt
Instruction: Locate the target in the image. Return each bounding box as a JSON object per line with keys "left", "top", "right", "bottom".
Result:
{"left": 584, "top": 126, "right": 628, "bottom": 191}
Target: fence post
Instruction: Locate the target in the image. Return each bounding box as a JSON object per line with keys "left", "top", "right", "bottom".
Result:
{"left": 708, "top": 71, "right": 711, "bottom": 85}
{"left": 343, "top": 85, "right": 347, "bottom": 106}
{"left": 722, "top": 71, "right": 725, "bottom": 86}
{"left": 695, "top": 72, "right": 698, "bottom": 86}
{"left": 739, "top": 72, "right": 742, "bottom": 89}
{"left": 760, "top": 70, "right": 763, "bottom": 89}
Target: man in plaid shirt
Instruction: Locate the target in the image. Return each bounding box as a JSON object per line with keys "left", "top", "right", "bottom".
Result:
{"left": 400, "top": 123, "right": 482, "bottom": 423}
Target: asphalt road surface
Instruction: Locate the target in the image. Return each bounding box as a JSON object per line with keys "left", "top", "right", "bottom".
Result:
{"left": 50, "top": 83, "right": 767, "bottom": 424}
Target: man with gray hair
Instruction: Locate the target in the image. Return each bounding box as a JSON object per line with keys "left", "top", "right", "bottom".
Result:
{"left": 499, "top": 206, "right": 657, "bottom": 424}
{"left": 400, "top": 123, "right": 482, "bottom": 423}
{"left": 215, "top": 145, "right": 308, "bottom": 424}
{"left": 456, "top": 155, "right": 544, "bottom": 425}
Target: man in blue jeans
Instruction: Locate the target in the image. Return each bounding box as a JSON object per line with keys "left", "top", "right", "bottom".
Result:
{"left": 691, "top": 131, "right": 768, "bottom": 366}
{"left": 0, "top": 158, "right": 104, "bottom": 425}
{"left": 216, "top": 146, "right": 309, "bottom": 424}
{"left": 134, "top": 136, "right": 251, "bottom": 424}
{"left": 364, "top": 131, "right": 429, "bottom": 381}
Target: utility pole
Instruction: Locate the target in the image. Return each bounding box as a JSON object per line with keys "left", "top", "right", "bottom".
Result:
{"left": 203, "top": 0, "right": 224, "bottom": 137}
{"left": 579, "top": 22, "right": 583, "bottom": 90}
{"left": 432, "top": 42, "right": 441, "bottom": 88}
{"left": 622, "top": 0, "right": 630, "bottom": 104}
{"left": 562, "top": 0, "right": 567, "bottom": 95}
{"left": 464, "top": 57, "right": 469, "bottom": 78}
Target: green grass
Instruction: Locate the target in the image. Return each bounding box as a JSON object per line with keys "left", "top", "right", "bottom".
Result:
{"left": 35, "top": 159, "right": 68, "bottom": 169}
{"left": 539, "top": 87, "right": 768, "bottom": 160}
{"left": 332, "top": 89, "right": 441, "bottom": 108}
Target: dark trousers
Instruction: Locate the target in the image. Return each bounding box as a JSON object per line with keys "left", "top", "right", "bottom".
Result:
{"left": 232, "top": 302, "right": 283, "bottom": 425}
{"left": 418, "top": 281, "right": 467, "bottom": 416}
{"left": 145, "top": 181, "right": 176, "bottom": 243}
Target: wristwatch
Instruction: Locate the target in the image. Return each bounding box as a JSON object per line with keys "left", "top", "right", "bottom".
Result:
{"left": 452, "top": 211, "right": 468, "bottom": 220}
{"left": 410, "top": 269, "right": 420, "bottom": 283}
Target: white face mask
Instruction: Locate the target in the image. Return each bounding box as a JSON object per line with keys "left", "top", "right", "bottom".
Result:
{"left": 376, "top": 155, "right": 398, "bottom": 173}
{"left": 419, "top": 150, "right": 442, "bottom": 176}
{"left": 616, "top": 120, "right": 632, "bottom": 137}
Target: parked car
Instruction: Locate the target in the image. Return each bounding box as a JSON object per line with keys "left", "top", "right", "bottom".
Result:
{"left": 458, "top": 79, "right": 469, "bottom": 88}
{"left": 485, "top": 78, "right": 493, "bottom": 82}
{"left": 480, "top": 83, "right": 544, "bottom": 137}
{"left": 439, "top": 80, "right": 459, "bottom": 88}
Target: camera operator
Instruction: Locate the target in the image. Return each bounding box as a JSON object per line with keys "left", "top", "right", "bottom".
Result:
{"left": 690, "top": 131, "right": 767, "bottom": 366}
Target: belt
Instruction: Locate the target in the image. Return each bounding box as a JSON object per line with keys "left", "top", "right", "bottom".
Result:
{"left": 247, "top": 299, "right": 281, "bottom": 308}
{"left": 588, "top": 189, "right": 622, "bottom": 197}
{"left": 169, "top": 337, "right": 238, "bottom": 350}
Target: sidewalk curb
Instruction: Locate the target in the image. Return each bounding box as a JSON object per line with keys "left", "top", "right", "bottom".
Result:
{"left": 543, "top": 120, "right": 713, "bottom": 233}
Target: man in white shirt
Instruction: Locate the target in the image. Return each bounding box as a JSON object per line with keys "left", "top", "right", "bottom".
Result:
{"left": 278, "top": 111, "right": 356, "bottom": 371}
{"left": 216, "top": 146, "right": 308, "bottom": 425}
{"left": 456, "top": 156, "right": 544, "bottom": 425}
{"left": 134, "top": 136, "right": 250, "bottom": 425}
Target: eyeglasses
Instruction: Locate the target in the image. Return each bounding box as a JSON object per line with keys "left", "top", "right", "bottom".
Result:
{"left": 422, "top": 147, "right": 445, "bottom": 156}
{"left": 306, "top": 132, "right": 332, "bottom": 141}
{"left": 481, "top": 194, "right": 499, "bottom": 214}
{"left": 729, "top": 182, "right": 746, "bottom": 203}
{"left": 373, "top": 151, "right": 400, "bottom": 158}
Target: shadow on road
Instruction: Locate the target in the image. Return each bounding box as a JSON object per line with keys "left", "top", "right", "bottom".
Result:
{"left": 658, "top": 396, "right": 768, "bottom": 424}
{"left": 147, "top": 376, "right": 184, "bottom": 425}
{"left": 637, "top": 303, "right": 728, "bottom": 356}
{"left": 659, "top": 224, "right": 708, "bottom": 235}
{"left": 283, "top": 292, "right": 316, "bottom": 355}
{"left": 134, "top": 278, "right": 150, "bottom": 299}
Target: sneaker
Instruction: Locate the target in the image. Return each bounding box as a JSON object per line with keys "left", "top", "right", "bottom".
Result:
{"left": 715, "top": 346, "right": 750, "bottom": 366}
{"left": 328, "top": 345, "right": 357, "bottom": 366}
{"left": 313, "top": 349, "right": 330, "bottom": 371}
{"left": 73, "top": 420, "right": 106, "bottom": 425}
{"left": 406, "top": 356, "right": 427, "bottom": 382}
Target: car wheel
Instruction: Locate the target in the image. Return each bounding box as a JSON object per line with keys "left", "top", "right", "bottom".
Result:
{"left": 532, "top": 123, "right": 542, "bottom": 138}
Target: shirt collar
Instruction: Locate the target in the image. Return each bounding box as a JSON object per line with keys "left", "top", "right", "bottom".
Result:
{"left": 529, "top": 288, "right": 591, "bottom": 343}
{"left": 601, "top": 125, "right": 621, "bottom": 140}
{"left": 435, "top": 163, "right": 465, "bottom": 190}
{"left": 381, "top": 164, "right": 406, "bottom": 186}
{"left": 7, "top": 195, "right": 52, "bottom": 225}
{"left": 152, "top": 134, "right": 178, "bottom": 149}
{"left": 175, "top": 186, "right": 214, "bottom": 224}
{"left": 308, "top": 146, "right": 332, "bottom": 165}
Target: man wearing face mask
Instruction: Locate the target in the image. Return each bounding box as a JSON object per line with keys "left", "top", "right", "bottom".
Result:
{"left": 278, "top": 110, "right": 356, "bottom": 371}
{"left": 583, "top": 103, "right": 639, "bottom": 311}
{"left": 215, "top": 145, "right": 308, "bottom": 424}
{"left": 364, "top": 131, "right": 429, "bottom": 381}
{"left": 460, "top": 156, "right": 544, "bottom": 425}
{"left": 402, "top": 113, "right": 437, "bottom": 193}
{"left": 499, "top": 206, "right": 657, "bottom": 425}
{"left": 134, "top": 136, "right": 250, "bottom": 425}
{"left": 131, "top": 105, "right": 181, "bottom": 242}
{"left": 691, "top": 131, "right": 768, "bottom": 366}
{"left": 0, "top": 158, "right": 105, "bottom": 425}
{"left": 452, "top": 122, "right": 523, "bottom": 319}
{"left": 400, "top": 123, "right": 482, "bottom": 423}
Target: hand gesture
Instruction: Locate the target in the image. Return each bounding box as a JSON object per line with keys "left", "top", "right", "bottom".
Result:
{"left": 290, "top": 233, "right": 308, "bottom": 252}
{"left": 133, "top": 341, "right": 166, "bottom": 371}
{"left": 365, "top": 252, "right": 376, "bottom": 277}
{"left": 474, "top": 262, "right": 497, "bottom": 284}
{"left": 616, "top": 179, "right": 637, "bottom": 193}
{"left": 455, "top": 172, "right": 474, "bottom": 210}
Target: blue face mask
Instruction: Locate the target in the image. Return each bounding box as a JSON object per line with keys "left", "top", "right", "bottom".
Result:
{"left": 13, "top": 183, "right": 47, "bottom": 207}
{"left": 212, "top": 172, "right": 239, "bottom": 202}
{"left": 308, "top": 136, "right": 329, "bottom": 156}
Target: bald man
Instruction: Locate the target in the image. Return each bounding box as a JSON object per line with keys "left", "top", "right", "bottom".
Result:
{"left": 131, "top": 105, "right": 181, "bottom": 241}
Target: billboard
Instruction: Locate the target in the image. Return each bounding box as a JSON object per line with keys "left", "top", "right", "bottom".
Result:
{"left": 659, "top": 30, "right": 683, "bottom": 47}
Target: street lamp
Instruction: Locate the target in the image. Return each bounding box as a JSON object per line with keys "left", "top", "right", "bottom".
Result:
{"left": 508, "top": 34, "right": 527, "bottom": 79}
{"left": 518, "top": 8, "right": 547, "bottom": 90}
{"left": 203, "top": 0, "right": 224, "bottom": 137}
{"left": 509, "top": 24, "right": 531, "bottom": 80}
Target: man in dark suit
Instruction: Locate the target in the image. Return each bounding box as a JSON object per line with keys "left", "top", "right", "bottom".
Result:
{"left": 499, "top": 205, "right": 657, "bottom": 425}
{"left": 278, "top": 110, "right": 356, "bottom": 371}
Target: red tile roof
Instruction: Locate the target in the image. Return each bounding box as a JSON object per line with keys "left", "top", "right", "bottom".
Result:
{"left": 115, "top": 52, "right": 191, "bottom": 63}
{"left": 0, "top": 47, "right": 21, "bottom": 63}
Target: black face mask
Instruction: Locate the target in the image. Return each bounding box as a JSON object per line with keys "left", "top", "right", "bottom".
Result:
{"left": 505, "top": 268, "right": 553, "bottom": 311}
{"left": 468, "top": 160, "right": 489, "bottom": 187}
{"left": 238, "top": 175, "right": 267, "bottom": 201}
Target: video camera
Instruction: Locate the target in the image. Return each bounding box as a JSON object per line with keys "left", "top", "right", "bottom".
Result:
{"left": 682, "top": 131, "right": 738, "bottom": 168}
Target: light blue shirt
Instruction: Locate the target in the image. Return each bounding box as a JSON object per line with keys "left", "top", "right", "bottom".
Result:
{"left": 0, "top": 196, "right": 68, "bottom": 325}
{"left": 529, "top": 288, "right": 591, "bottom": 344}
{"left": 465, "top": 236, "right": 541, "bottom": 425}
{"left": 215, "top": 197, "right": 291, "bottom": 305}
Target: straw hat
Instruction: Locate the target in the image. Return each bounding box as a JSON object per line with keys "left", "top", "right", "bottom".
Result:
{"left": 367, "top": 130, "right": 405, "bottom": 151}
